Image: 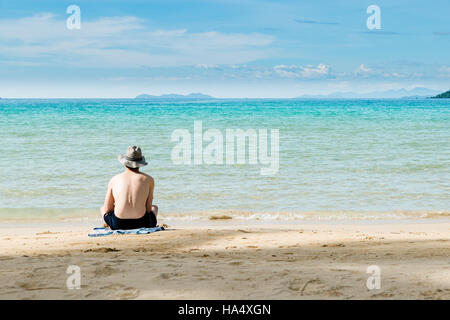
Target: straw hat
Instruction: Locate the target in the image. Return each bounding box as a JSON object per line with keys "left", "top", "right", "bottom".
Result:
{"left": 118, "top": 146, "right": 148, "bottom": 168}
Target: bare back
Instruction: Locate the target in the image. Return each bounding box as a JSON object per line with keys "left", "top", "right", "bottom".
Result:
{"left": 103, "top": 170, "right": 154, "bottom": 219}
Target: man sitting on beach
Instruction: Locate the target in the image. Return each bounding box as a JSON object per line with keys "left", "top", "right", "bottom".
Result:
{"left": 100, "top": 146, "right": 158, "bottom": 230}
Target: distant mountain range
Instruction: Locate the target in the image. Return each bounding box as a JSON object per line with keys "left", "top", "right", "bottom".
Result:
{"left": 296, "top": 87, "right": 441, "bottom": 99}
{"left": 431, "top": 89, "right": 450, "bottom": 98}
{"left": 135, "top": 93, "right": 214, "bottom": 100}
{"left": 131, "top": 88, "right": 447, "bottom": 100}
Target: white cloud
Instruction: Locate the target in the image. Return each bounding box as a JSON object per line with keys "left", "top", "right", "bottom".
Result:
{"left": 0, "top": 13, "right": 275, "bottom": 68}
{"left": 273, "top": 64, "right": 330, "bottom": 79}
{"left": 354, "top": 64, "right": 372, "bottom": 76}
{"left": 352, "top": 64, "right": 427, "bottom": 80}
{"left": 273, "top": 65, "right": 298, "bottom": 78}
{"left": 196, "top": 64, "right": 219, "bottom": 69}
{"left": 0, "top": 14, "right": 143, "bottom": 41}
{"left": 301, "top": 64, "right": 330, "bottom": 78}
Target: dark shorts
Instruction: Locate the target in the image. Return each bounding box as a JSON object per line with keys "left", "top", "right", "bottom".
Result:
{"left": 103, "top": 211, "right": 157, "bottom": 230}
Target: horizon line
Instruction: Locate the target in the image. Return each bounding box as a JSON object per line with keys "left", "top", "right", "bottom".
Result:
{"left": 0, "top": 97, "right": 442, "bottom": 100}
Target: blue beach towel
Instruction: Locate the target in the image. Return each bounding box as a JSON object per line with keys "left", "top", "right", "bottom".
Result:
{"left": 88, "top": 226, "right": 164, "bottom": 237}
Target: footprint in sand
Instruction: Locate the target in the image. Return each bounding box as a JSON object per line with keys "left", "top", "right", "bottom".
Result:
{"left": 324, "top": 286, "right": 345, "bottom": 297}
{"left": 288, "top": 278, "right": 322, "bottom": 296}
{"left": 93, "top": 266, "right": 118, "bottom": 277}
{"left": 16, "top": 280, "right": 61, "bottom": 291}
{"left": 101, "top": 284, "right": 139, "bottom": 299}
{"left": 166, "top": 263, "right": 183, "bottom": 267}
{"left": 36, "top": 231, "right": 60, "bottom": 235}
{"left": 287, "top": 278, "right": 303, "bottom": 291}
{"left": 158, "top": 272, "right": 182, "bottom": 279}
{"left": 371, "top": 291, "right": 394, "bottom": 298}
{"left": 421, "top": 288, "right": 450, "bottom": 299}
{"left": 84, "top": 247, "right": 120, "bottom": 253}
{"left": 322, "top": 243, "right": 345, "bottom": 247}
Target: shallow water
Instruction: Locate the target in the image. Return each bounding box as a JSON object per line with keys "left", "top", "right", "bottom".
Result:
{"left": 0, "top": 98, "right": 449, "bottom": 221}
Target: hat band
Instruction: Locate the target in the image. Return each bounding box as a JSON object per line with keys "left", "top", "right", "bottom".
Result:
{"left": 125, "top": 156, "right": 143, "bottom": 162}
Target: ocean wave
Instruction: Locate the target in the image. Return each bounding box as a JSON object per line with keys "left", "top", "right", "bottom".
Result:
{"left": 0, "top": 208, "right": 448, "bottom": 223}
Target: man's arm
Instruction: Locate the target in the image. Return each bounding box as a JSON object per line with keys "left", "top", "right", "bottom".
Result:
{"left": 146, "top": 177, "right": 155, "bottom": 213}
{"left": 100, "top": 179, "right": 115, "bottom": 215}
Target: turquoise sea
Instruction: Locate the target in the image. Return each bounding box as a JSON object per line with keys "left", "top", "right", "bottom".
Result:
{"left": 0, "top": 98, "right": 449, "bottom": 222}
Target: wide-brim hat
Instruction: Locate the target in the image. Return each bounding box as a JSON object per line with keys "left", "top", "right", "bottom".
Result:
{"left": 118, "top": 146, "right": 148, "bottom": 168}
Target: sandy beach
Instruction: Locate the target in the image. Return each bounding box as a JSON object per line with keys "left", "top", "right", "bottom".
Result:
{"left": 0, "top": 219, "right": 449, "bottom": 300}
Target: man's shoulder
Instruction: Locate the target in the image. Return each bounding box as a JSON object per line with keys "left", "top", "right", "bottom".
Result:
{"left": 109, "top": 173, "right": 124, "bottom": 183}
{"left": 140, "top": 172, "right": 154, "bottom": 183}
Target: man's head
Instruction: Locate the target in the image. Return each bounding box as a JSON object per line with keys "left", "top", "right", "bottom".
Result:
{"left": 118, "top": 146, "right": 148, "bottom": 169}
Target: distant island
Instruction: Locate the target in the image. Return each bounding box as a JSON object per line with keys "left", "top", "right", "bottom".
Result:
{"left": 431, "top": 90, "right": 450, "bottom": 98}
{"left": 135, "top": 93, "right": 214, "bottom": 100}
{"left": 296, "top": 87, "right": 440, "bottom": 99}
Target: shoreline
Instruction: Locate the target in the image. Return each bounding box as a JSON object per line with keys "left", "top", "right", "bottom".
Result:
{"left": 0, "top": 217, "right": 449, "bottom": 230}
{"left": 0, "top": 220, "right": 449, "bottom": 299}
{"left": 0, "top": 207, "right": 448, "bottom": 227}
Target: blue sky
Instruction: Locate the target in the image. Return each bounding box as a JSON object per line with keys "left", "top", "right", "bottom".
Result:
{"left": 0, "top": 0, "right": 449, "bottom": 98}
